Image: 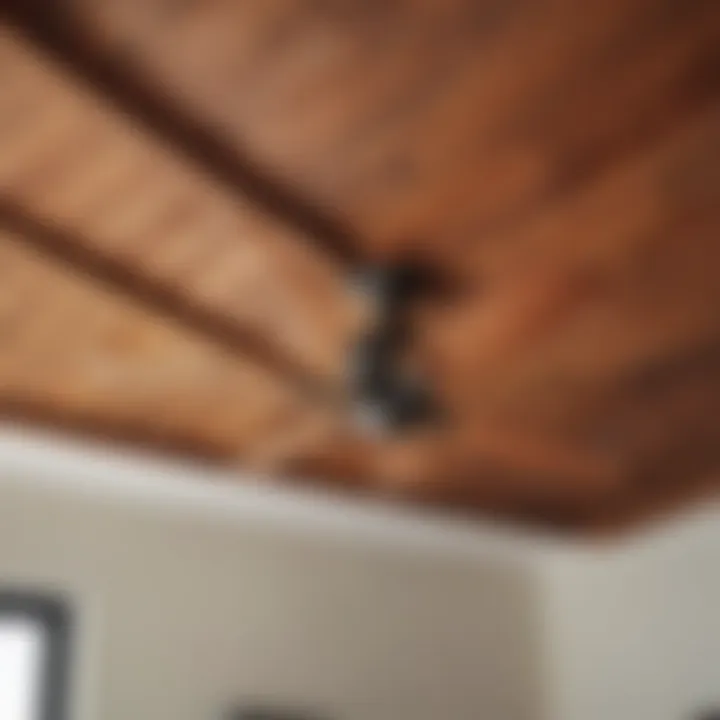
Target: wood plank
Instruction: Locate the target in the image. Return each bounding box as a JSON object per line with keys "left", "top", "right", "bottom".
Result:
{"left": 418, "top": 105, "right": 720, "bottom": 431}
{"left": 0, "top": 225, "right": 301, "bottom": 458}
{"left": 0, "top": 27, "right": 363, "bottom": 390}
{"left": 60, "top": 0, "right": 719, "bottom": 263}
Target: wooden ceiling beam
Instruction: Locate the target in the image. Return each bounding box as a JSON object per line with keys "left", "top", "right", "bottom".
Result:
{"left": 0, "top": 27, "right": 363, "bottom": 402}
{"left": 0, "top": 199, "right": 334, "bottom": 403}
{"left": 264, "top": 423, "right": 628, "bottom": 523}
{"left": 0, "top": 394, "right": 232, "bottom": 463}
{"left": 2, "top": 0, "right": 365, "bottom": 269}
{"left": 58, "top": 0, "right": 718, "bottom": 271}
{"left": 0, "top": 223, "right": 311, "bottom": 461}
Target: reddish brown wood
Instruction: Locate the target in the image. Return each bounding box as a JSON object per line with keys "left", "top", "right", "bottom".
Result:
{"left": 0, "top": 1, "right": 718, "bottom": 527}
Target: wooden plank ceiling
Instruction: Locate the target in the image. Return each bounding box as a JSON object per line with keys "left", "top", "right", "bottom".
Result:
{"left": 0, "top": 0, "right": 718, "bottom": 529}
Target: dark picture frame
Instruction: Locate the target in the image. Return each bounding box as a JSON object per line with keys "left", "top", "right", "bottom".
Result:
{"left": 0, "top": 590, "right": 72, "bottom": 720}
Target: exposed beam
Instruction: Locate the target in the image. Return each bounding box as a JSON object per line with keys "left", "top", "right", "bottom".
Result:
{"left": 0, "top": 200, "right": 338, "bottom": 404}
{"left": 0, "top": 394, "right": 231, "bottom": 463}
{"left": 2, "top": 0, "right": 364, "bottom": 269}
{"left": 264, "top": 422, "right": 628, "bottom": 523}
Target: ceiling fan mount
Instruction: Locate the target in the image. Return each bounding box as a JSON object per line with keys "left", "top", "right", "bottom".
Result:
{"left": 349, "top": 263, "right": 439, "bottom": 434}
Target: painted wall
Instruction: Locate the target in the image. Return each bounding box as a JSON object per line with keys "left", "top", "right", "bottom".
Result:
{"left": 0, "top": 440, "right": 541, "bottom": 720}
{"left": 542, "top": 509, "right": 720, "bottom": 720}
{"left": 2, "top": 431, "right": 717, "bottom": 720}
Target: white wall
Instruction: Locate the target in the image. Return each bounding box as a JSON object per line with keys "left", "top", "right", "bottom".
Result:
{"left": 542, "top": 508, "right": 720, "bottom": 720}
{"left": 2, "top": 430, "right": 717, "bottom": 720}
{"left": 0, "top": 431, "right": 544, "bottom": 720}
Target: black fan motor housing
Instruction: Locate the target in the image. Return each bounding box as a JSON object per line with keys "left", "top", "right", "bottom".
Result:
{"left": 349, "top": 265, "right": 436, "bottom": 431}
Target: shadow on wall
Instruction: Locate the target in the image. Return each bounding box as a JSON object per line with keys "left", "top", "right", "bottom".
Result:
{"left": 228, "top": 708, "right": 328, "bottom": 720}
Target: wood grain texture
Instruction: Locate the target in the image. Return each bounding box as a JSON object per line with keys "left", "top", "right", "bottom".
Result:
{"left": 62, "top": 0, "right": 719, "bottom": 262}
{"left": 420, "top": 105, "right": 720, "bottom": 428}
{"left": 0, "top": 27, "right": 363, "bottom": 391}
{"left": 0, "top": 224, "right": 302, "bottom": 458}
{"left": 0, "top": 0, "right": 718, "bottom": 527}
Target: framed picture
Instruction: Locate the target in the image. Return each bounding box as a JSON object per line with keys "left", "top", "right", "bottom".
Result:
{"left": 0, "top": 591, "right": 72, "bottom": 720}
